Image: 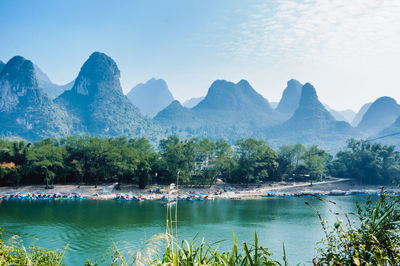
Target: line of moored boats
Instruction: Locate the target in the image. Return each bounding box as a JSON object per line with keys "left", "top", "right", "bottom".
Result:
{"left": 0, "top": 192, "right": 86, "bottom": 200}
{"left": 261, "top": 190, "right": 387, "bottom": 198}
{"left": 1, "top": 190, "right": 394, "bottom": 202}
{"left": 114, "top": 193, "right": 213, "bottom": 204}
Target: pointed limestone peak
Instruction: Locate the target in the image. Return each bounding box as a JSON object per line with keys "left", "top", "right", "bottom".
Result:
{"left": 0, "top": 56, "right": 41, "bottom": 112}
{"left": 154, "top": 100, "right": 191, "bottom": 121}
{"left": 208, "top": 79, "right": 236, "bottom": 93}
{"left": 236, "top": 79, "right": 251, "bottom": 87}
{"left": 1, "top": 56, "right": 38, "bottom": 88}
{"left": 196, "top": 80, "right": 236, "bottom": 109}
{"left": 236, "top": 79, "right": 258, "bottom": 94}
{"left": 289, "top": 82, "right": 334, "bottom": 123}
{"left": 287, "top": 78, "right": 302, "bottom": 87}
{"left": 72, "top": 51, "right": 121, "bottom": 95}
{"left": 146, "top": 77, "right": 167, "bottom": 87}
{"left": 165, "top": 100, "right": 184, "bottom": 109}
{"left": 352, "top": 102, "right": 372, "bottom": 126}
{"left": 183, "top": 96, "right": 205, "bottom": 108}
{"left": 299, "top": 82, "right": 320, "bottom": 107}
{"left": 276, "top": 79, "right": 303, "bottom": 114}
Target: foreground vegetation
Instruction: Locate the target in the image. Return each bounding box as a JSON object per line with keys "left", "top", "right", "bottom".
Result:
{"left": 1, "top": 136, "right": 400, "bottom": 188}
{"left": 0, "top": 229, "right": 66, "bottom": 265}
{"left": 1, "top": 191, "right": 400, "bottom": 265}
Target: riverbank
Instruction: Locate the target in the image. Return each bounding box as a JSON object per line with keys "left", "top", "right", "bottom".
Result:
{"left": 0, "top": 178, "right": 397, "bottom": 200}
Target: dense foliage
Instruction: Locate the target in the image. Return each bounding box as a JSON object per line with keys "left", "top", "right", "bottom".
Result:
{"left": 0, "top": 137, "right": 399, "bottom": 187}
{"left": 330, "top": 139, "right": 400, "bottom": 184}
{"left": 0, "top": 136, "right": 331, "bottom": 188}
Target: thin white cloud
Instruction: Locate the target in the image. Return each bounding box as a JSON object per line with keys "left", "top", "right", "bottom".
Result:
{"left": 220, "top": 0, "right": 400, "bottom": 64}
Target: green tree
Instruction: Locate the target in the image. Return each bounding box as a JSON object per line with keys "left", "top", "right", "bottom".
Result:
{"left": 27, "top": 138, "right": 65, "bottom": 188}
{"left": 277, "top": 144, "right": 307, "bottom": 181}
{"left": 232, "top": 139, "right": 278, "bottom": 184}
{"left": 302, "top": 145, "right": 329, "bottom": 183}
{"left": 157, "top": 136, "right": 196, "bottom": 184}
{"left": 330, "top": 139, "right": 400, "bottom": 184}
{"left": 129, "top": 138, "right": 155, "bottom": 189}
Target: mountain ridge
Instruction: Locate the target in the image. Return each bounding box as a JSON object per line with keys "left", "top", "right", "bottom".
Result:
{"left": 1, "top": 52, "right": 399, "bottom": 150}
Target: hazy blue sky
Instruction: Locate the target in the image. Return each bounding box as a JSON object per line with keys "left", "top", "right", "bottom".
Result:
{"left": 1, "top": 0, "right": 400, "bottom": 111}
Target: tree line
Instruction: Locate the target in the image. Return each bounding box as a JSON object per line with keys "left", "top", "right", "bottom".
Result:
{"left": 0, "top": 136, "right": 399, "bottom": 188}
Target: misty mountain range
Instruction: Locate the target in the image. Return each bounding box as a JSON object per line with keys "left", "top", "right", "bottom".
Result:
{"left": 1, "top": 52, "right": 399, "bottom": 150}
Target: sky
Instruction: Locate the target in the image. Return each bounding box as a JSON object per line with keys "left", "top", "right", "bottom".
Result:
{"left": 1, "top": 0, "right": 400, "bottom": 112}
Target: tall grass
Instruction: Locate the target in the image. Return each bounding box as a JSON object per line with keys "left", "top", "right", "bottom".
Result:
{"left": 307, "top": 190, "right": 400, "bottom": 265}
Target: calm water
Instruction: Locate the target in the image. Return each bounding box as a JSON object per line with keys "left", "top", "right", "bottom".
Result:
{"left": 0, "top": 196, "right": 370, "bottom": 265}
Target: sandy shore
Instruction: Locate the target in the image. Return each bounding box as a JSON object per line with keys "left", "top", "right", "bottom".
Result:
{"left": 0, "top": 178, "right": 397, "bottom": 200}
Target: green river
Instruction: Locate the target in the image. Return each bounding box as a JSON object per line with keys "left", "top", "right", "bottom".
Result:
{"left": 0, "top": 196, "right": 371, "bottom": 265}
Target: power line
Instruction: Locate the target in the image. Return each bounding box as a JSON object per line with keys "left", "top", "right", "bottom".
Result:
{"left": 324, "top": 132, "right": 400, "bottom": 154}
{"left": 366, "top": 132, "right": 400, "bottom": 142}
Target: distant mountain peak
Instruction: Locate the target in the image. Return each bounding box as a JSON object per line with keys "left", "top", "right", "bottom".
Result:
{"left": 285, "top": 82, "right": 335, "bottom": 126}
{"left": 165, "top": 100, "right": 184, "bottom": 109}
{"left": 72, "top": 51, "right": 121, "bottom": 96}
{"left": 299, "top": 82, "right": 319, "bottom": 106}
{"left": 324, "top": 104, "right": 356, "bottom": 123}
{"left": 196, "top": 79, "right": 272, "bottom": 112}
{"left": 374, "top": 96, "right": 397, "bottom": 105}
{"left": 276, "top": 79, "right": 302, "bottom": 115}
{"left": 33, "top": 64, "right": 73, "bottom": 98}
{"left": 352, "top": 102, "right": 372, "bottom": 126}
{"left": 207, "top": 79, "right": 235, "bottom": 92}
{"left": 145, "top": 78, "right": 169, "bottom": 90}
{"left": 148, "top": 77, "right": 165, "bottom": 83}
{"left": 357, "top": 96, "right": 400, "bottom": 134}
{"left": 155, "top": 100, "right": 192, "bottom": 119}
{"left": 127, "top": 77, "right": 174, "bottom": 117}
{"left": 237, "top": 79, "right": 250, "bottom": 86}
{"left": 183, "top": 96, "right": 205, "bottom": 108}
